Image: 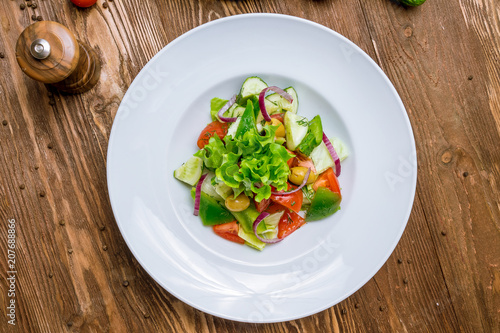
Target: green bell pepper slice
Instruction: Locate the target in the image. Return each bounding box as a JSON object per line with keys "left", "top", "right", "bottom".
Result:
{"left": 191, "top": 189, "right": 235, "bottom": 226}
{"left": 305, "top": 187, "right": 341, "bottom": 222}
{"left": 297, "top": 115, "right": 323, "bottom": 156}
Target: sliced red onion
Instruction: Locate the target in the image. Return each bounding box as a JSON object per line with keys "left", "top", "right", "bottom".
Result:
{"left": 323, "top": 133, "right": 341, "bottom": 176}
{"left": 271, "top": 168, "right": 310, "bottom": 195}
{"left": 259, "top": 86, "right": 294, "bottom": 122}
{"left": 194, "top": 174, "right": 208, "bottom": 216}
{"left": 253, "top": 212, "right": 283, "bottom": 244}
{"left": 217, "top": 95, "right": 237, "bottom": 122}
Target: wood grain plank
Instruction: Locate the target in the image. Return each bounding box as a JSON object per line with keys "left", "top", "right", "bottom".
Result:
{"left": 358, "top": 0, "right": 500, "bottom": 332}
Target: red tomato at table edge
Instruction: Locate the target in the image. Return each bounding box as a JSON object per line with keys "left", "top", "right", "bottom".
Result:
{"left": 70, "top": 0, "right": 97, "bottom": 8}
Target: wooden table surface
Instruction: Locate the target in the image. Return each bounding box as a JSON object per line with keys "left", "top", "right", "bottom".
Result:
{"left": 1, "top": 0, "right": 499, "bottom": 332}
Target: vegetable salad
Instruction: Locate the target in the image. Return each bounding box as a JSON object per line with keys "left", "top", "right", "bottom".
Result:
{"left": 174, "top": 77, "right": 348, "bottom": 250}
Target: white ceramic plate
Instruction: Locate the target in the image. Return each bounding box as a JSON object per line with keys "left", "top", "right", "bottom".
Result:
{"left": 107, "top": 13, "right": 417, "bottom": 323}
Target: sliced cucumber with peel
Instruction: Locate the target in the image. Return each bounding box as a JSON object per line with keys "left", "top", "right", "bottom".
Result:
{"left": 285, "top": 111, "right": 309, "bottom": 151}
{"left": 238, "top": 76, "right": 268, "bottom": 103}
{"left": 225, "top": 117, "right": 241, "bottom": 139}
{"left": 173, "top": 156, "right": 203, "bottom": 186}
{"left": 263, "top": 87, "right": 299, "bottom": 115}
{"left": 283, "top": 87, "right": 298, "bottom": 113}
{"left": 256, "top": 98, "right": 280, "bottom": 123}
{"left": 227, "top": 104, "right": 246, "bottom": 118}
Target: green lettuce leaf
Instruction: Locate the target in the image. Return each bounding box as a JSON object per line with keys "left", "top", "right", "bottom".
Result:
{"left": 210, "top": 97, "right": 228, "bottom": 121}
{"left": 194, "top": 135, "right": 226, "bottom": 170}
{"left": 199, "top": 98, "right": 294, "bottom": 202}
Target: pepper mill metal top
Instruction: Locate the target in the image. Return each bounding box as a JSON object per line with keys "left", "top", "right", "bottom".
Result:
{"left": 30, "top": 38, "right": 51, "bottom": 60}
{"left": 16, "top": 21, "right": 101, "bottom": 94}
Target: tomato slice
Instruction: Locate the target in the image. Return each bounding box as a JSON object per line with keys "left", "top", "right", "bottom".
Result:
{"left": 278, "top": 210, "right": 306, "bottom": 239}
{"left": 254, "top": 198, "right": 271, "bottom": 213}
{"left": 213, "top": 221, "right": 244, "bottom": 244}
{"left": 265, "top": 202, "right": 286, "bottom": 214}
{"left": 197, "top": 121, "right": 230, "bottom": 149}
{"left": 313, "top": 168, "right": 341, "bottom": 196}
{"left": 270, "top": 184, "right": 303, "bottom": 213}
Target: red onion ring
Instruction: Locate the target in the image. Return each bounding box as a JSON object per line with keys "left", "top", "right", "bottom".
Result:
{"left": 194, "top": 174, "right": 207, "bottom": 216}
{"left": 253, "top": 212, "right": 283, "bottom": 244}
{"left": 217, "top": 95, "right": 237, "bottom": 122}
{"left": 258, "top": 86, "right": 294, "bottom": 122}
{"left": 322, "top": 133, "right": 341, "bottom": 176}
{"left": 271, "top": 168, "right": 310, "bottom": 195}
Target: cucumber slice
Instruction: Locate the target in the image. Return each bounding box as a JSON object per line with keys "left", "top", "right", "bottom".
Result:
{"left": 225, "top": 117, "right": 241, "bottom": 139}
{"left": 309, "top": 141, "right": 334, "bottom": 174}
{"left": 256, "top": 98, "right": 280, "bottom": 123}
{"left": 174, "top": 156, "right": 203, "bottom": 186}
{"left": 265, "top": 92, "right": 283, "bottom": 108}
{"left": 283, "top": 87, "right": 298, "bottom": 114}
{"left": 285, "top": 111, "right": 309, "bottom": 151}
{"left": 238, "top": 76, "right": 268, "bottom": 103}
{"left": 263, "top": 87, "right": 298, "bottom": 114}
{"left": 227, "top": 104, "right": 245, "bottom": 118}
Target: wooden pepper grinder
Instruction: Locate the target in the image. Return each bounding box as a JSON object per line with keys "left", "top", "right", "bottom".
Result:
{"left": 16, "top": 21, "right": 101, "bottom": 94}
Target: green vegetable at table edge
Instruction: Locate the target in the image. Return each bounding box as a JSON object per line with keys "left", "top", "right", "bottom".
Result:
{"left": 305, "top": 187, "right": 341, "bottom": 222}
{"left": 397, "top": 0, "right": 426, "bottom": 6}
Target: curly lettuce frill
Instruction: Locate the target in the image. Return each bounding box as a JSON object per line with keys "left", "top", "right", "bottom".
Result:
{"left": 195, "top": 124, "right": 294, "bottom": 202}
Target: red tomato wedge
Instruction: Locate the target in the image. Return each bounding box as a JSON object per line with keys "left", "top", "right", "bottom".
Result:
{"left": 278, "top": 210, "right": 306, "bottom": 239}
{"left": 255, "top": 198, "right": 271, "bottom": 213}
{"left": 197, "top": 121, "right": 230, "bottom": 149}
{"left": 213, "top": 221, "right": 244, "bottom": 244}
{"left": 265, "top": 202, "right": 287, "bottom": 215}
{"left": 313, "top": 167, "right": 341, "bottom": 196}
{"left": 270, "top": 184, "right": 303, "bottom": 213}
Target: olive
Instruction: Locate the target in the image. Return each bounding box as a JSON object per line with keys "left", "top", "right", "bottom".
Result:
{"left": 225, "top": 193, "right": 250, "bottom": 212}
{"left": 266, "top": 118, "right": 285, "bottom": 138}
{"left": 289, "top": 167, "right": 317, "bottom": 185}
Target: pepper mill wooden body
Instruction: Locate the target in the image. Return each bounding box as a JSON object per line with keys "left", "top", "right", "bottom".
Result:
{"left": 16, "top": 21, "right": 101, "bottom": 94}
